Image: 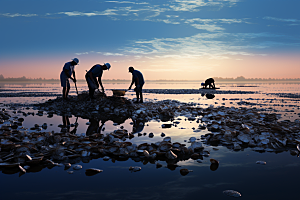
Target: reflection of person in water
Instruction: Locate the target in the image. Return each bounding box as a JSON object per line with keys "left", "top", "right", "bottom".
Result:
{"left": 132, "top": 119, "right": 145, "bottom": 134}
{"left": 201, "top": 93, "right": 215, "bottom": 99}
{"left": 62, "top": 115, "right": 70, "bottom": 132}
{"left": 86, "top": 118, "right": 106, "bottom": 136}
{"left": 62, "top": 115, "right": 78, "bottom": 134}
{"left": 205, "top": 93, "right": 215, "bottom": 99}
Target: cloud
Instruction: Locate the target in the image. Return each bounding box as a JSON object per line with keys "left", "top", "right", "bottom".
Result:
{"left": 169, "top": 0, "right": 240, "bottom": 12}
{"left": 99, "top": 52, "right": 124, "bottom": 56}
{"left": 0, "top": 13, "right": 37, "bottom": 17}
{"left": 75, "top": 51, "right": 125, "bottom": 56}
{"left": 56, "top": 9, "right": 118, "bottom": 17}
{"left": 121, "top": 32, "right": 293, "bottom": 60}
{"left": 0, "top": 0, "right": 241, "bottom": 26}
{"left": 264, "top": 16, "right": 299, "bottom": 23}
{"left": 185, "top": 18, "right": 246, "bottom": 32}
{"left": 190, "top": 24, "right": 224, "bottom": 31}
{"left": 105, "top": 1, "right": 149, "bottom": 4}
{"left": 75, "top": 52, "right": 89, "bottom": 55}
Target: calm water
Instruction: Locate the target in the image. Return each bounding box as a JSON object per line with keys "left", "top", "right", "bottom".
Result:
{"left": 1, "top": 81, "right": 300, "bottom": 200}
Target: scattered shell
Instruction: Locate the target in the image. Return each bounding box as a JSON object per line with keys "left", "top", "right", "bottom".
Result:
{"left": 189, "top": 137, "right": 196, "bottom": 143}
{"left": 180, "top": 168, "right": 193, "bottom": 176}
{"left": 149, "top": 133, "right": 154, "bottom": 137}
{"left": 129, "top": 166, "right": 141, "bottom": 172}
{"left": 143, "top": 150, "right": 150, "bottom": 158}
{"left": 103, "top": 156, "right": 110, "bottom": 161}
{"left": 256, "top": 161, "right": 266, "bottom": 165}
{"left": 163, "top": 137, "right": 171, "bottom": 142}
{"left": 19, "top": 165, "right": 26, "bottom": 173}
{"left": 166, "top": 150, "right": 177, "bottom": 160}
{"left": 210, "top": 158, "right": 219, "bottom": 164}
{"left": 85, "top": 168, "right": 103, "bottom": 176}
{"left": 73, "top": 165, "right": 82, "bottom": 170}
{"left": 223, "top": 190, "right": 241, "bottom": 198}
{"left": 67, "top": 171, "right": 74, "bottom": 174}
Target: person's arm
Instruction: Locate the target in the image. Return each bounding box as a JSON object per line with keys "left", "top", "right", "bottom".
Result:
{"left": 98, "top": 77, "right": 104, "bottom": 93}
{"left": 72, "top": 70, "right": 76, "bottom": 82}
{"left": 128, "top": 76, "right": 134, "bottom": 90}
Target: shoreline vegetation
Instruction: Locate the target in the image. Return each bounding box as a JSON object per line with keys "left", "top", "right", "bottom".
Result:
{"left": 1, "top": 75, "right": 300, "bottom": 83}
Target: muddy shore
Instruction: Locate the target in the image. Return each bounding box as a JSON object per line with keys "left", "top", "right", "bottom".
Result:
{"left": 1, "top": 89, "right": 300, "bottom": 175}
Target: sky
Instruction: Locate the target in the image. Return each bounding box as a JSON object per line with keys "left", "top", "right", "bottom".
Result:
{"left": 0, "top": 0, "right": 299, "bottom": 80}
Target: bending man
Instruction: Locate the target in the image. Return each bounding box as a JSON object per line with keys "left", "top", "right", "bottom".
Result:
{"left": 85, "top": 63, "right": 111, "bottom": 99}
{"left": 128, "top": 66, "right": 144, "bottom": 103}
{"left": 60, "top": 58, "right": 79, "bottom": 100}
{"left": 204, "top": 78, "right": 215, "bottom": 89}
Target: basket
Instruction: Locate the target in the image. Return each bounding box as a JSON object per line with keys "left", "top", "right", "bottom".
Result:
{"left": 112, "top": 89, "right": 127, "bottom": 96}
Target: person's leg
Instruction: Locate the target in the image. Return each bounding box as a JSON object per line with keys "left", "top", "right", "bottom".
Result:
{"left": 65, "top": 80, "right": 70, "bottom": 98}
{"left": 62, "top": 87, "right": 66, "bottom": 99}
{"left": 139, "top": 92, "right": 143, "bottom": 103}
{"left": 86, "top": 75, "right": 95, "bottom": 99}
{"left": 135, "top": 90, "right": 140, "bottom": 103}
{"left": 139, "top": 85, "right": 143, "bottom": 103}
{"left": 66, "top": 87, "right": 70, "bottom": 98}
{"left": 61, "top": 72, "right": 67, "bottom": 99}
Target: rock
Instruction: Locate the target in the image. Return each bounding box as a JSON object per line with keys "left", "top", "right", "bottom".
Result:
{"left": 256, "top": 161, "right": 266, "bottom": 165}
{"left": 149, "top": 133, "right": 154, "bottom": 137}
{"left": 180, "top": 168, "right": 193, "bottom": 176}
{"left": 210, "top": 158, "right": 219, "bottom": 164}
{"left": 73, "top": 165, "right": 82, "bottom": 170}
{"left": 166, "top": 150, "right": 177, "bottom": 159}
{"left": 129, "top": 166, "right": 141, "bottom": 172}
{"left": 223, "top": 190, "right": 241, "bottom": 198}
{"left": 163, "top": 136, "right": 171, "bottom": 142}
{"left": 103, "top": 156, "right": 110, "bottom": 161}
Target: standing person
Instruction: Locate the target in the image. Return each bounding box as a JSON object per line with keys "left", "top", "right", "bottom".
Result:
{"left": 204, "top": 78, "right": 215, "bottom": 89}
{"left": 85, "top": 63, "right": 111, "bottom": 99}
{"left": 128, "top": 66, "right": 144, "bottom": 103}
{"left": 60, "top": 58, "right": 79, "bottom": 100}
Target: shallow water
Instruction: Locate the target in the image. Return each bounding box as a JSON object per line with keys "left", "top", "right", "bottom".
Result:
{"left": 1, "top": 81, "right": 300, "bottom": 200}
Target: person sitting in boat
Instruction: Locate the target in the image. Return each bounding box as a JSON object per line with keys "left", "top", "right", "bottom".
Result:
{"left": 203, "top": 78, "right": 215, "bottom": 89}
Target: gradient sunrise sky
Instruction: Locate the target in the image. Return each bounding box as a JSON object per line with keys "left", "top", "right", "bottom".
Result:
{"left": 0, "top": 0, "right": 299, "bottom": 80}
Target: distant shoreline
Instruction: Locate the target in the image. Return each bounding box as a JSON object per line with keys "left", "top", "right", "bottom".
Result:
{"left": 1, "top": 80, "right": 300, "bottom": 84}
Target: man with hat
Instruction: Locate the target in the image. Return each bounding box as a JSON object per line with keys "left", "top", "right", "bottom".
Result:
{"left": 60, "top": 58, "right": 79, "bottom": 100}
{"left": 85, "top": 63, "right": 111, "bottom": 99}
{"left": 128, "top": 66, "right": 144, "bottom": 103}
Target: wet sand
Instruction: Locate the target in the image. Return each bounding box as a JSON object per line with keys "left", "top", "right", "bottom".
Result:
{"left": 1, "top": 83, "right": 300, "bottom": 200}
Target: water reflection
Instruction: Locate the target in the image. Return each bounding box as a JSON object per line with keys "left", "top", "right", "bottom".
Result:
{"left": 210, "top": 163, "right": 219, "bottom": 171}
{"left": 132, "top": 118, "right": 145, "bottom": 134}
{"left": 61, "top": 115, "right": 78, "bottom": 134}
{"left": 86, "top": 118, "right": 106, "bottom": 136}
{"left": 201, "top": 93, "right": 216, "bottom": 99}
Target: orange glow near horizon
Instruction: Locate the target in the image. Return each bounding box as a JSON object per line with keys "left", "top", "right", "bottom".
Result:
{"left": 1, "top": 54, "right": 300, "bottom": 80}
